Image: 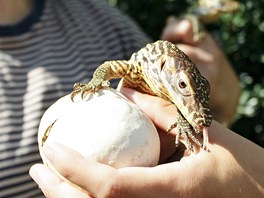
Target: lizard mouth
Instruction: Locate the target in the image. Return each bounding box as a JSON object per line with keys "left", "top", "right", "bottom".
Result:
{"left": 190, "top": 120, "right": 204, "bottom": 131}
{"left": 192, "top": 114, "right": 212, "bottom": 129}
{"left": 191, "top": 122, "right": 210, "bottom": 150}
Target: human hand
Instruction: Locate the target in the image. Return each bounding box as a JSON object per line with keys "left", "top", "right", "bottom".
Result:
{"left": 30, "top": 88, "right": 264, "bottom": 198}
{"left": 162, "top": 17, "right": 240, "bottom": 126}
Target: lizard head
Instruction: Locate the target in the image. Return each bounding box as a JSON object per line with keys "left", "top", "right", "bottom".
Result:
{"left": 157, "top": 42, "right": 213, "bottom": 132}
{"left": 134, "top": 40, "right": 212, "bottom": 132}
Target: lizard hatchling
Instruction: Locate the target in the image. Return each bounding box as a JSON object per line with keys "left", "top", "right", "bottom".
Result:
{"left": 71, "top": 40, "right": 213, "bottom": 151}
{"left": 184, "top": 0, "right": 240, "bottom": 42}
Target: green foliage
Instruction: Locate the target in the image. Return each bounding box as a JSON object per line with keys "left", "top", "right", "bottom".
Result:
{"left": 108, "top": 0, "right": 191, "bottom": 39}
{"left": 108, "top": 0, "right": 264, "bottom": 147}
{"left": 217, "top": 0, "right": 264, "bottom": 147}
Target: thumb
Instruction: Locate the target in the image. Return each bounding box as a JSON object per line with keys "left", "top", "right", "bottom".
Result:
{"left": 121, "top": 88, "right": 178, "bottom": 133}
{"left": 161, "top": 16, "right": 197, "bottom": 45}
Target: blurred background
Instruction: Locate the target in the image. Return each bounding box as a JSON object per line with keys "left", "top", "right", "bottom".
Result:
{"left": 107, "top": 0, "right": 264, "bottom": 147}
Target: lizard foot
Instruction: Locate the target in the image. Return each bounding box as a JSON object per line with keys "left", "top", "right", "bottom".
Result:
{"left": 166, "top": 118, "right": 202, "bottom": 152}
{"left": 70, "top": 80, "right": 110, "bottom": 101}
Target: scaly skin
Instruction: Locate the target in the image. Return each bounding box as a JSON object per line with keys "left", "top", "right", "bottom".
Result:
{"left": 71, "top": 40, "right": 212, "bottom": 151}
{"left": 194, "top": 0, "right": 240, "bottom": 23}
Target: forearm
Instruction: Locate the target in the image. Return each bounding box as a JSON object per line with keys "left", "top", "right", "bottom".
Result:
{"left": 208, "top": 121, "right": 264, "bottom": 197}
{"left": 210, "top": 57, "right": 240, "bottom": 126}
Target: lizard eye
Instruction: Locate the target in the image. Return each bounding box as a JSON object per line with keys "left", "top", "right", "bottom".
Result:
{"left": 178, "top": 79, "right": 187, "bottom": 89}
{"left": 177, "top": 78, "right": 191, "bottom": 96}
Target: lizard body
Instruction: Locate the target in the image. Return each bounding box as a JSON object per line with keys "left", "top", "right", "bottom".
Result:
{"left": 193, "top": 0, "right": 240, "bottom": 23}
{"left": 185, "top": 0, "right": 240, "bottom": 42}
{"left": 71, "top": 40, "right": 212, "bottom": 151}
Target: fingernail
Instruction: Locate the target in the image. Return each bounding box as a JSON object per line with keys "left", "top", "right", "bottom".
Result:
{"left": 177, "top": 20, "right": 189, "bottom": 32}
{"left": 29, "top": 165, "right": 39, "bottom": 182}
{"left": 29, "top": 164, "right": 44, "bottom": 184}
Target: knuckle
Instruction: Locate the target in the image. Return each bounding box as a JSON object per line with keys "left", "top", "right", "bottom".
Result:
{"left": 100, "top": 179, "right": 127, "bottom": 198}
{"left": 59, "top": 165, "right": 75, "bottom": 180}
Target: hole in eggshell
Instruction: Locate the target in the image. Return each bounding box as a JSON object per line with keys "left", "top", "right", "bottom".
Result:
{"left": 41, "top": 120, "right": 57, "bottom": 146}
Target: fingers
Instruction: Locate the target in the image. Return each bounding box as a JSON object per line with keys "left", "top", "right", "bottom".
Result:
{"left": 31, "top": 122, "right": 260, "bottom": 198}
{"left": 121, "top": 88, "right": 190, "bottom": 161}
{"left": 161, "top": 17, "right": 197, "bottom": 45}
{"left": 121, "top": 88, "right": 204, "bottom": 153}
{"left": 121, "top": 88, "right": 178, "bottom": 134}
{"left": 38, "top": 142, "right": 120, "bottom": 197}
{"left": 29, "top": 110, "right": 224, "bottom": 198}
{"left": 35, "top": 142, "right": 190, "bottom": 198}
{"left": 29, "top": 164, "right": 91, "bottom": 198}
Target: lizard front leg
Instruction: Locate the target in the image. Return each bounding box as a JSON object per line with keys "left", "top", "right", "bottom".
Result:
{"left": 71, "top": 60, "right": 136, "bottom": 101}
{"left": 167, "top": 112, "right": 202, "bottom": 152}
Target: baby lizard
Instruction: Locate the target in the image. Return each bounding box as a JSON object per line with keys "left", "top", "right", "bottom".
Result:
{"left": 184, "top": 0, "right": 240, "bottom": 42}
{"left": 71, "top": 40, "right": 213, "bottom": 151}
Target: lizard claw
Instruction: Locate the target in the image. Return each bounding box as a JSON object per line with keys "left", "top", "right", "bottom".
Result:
{"left": 166, "top": 122, "right": 177, "bottom": 134}
{"left": 70, "top": 80, "right": 110, "bottom": 102}
{"left": 70, "top": 89, "right": 80, "bottom": 102}
{"left": 167, "top": 114, "right": 202, "bottom": 152}
{"left": 73, "top": 82, "right": 82, "bottom": 89}
{"left": 81, "top": 89, "right": 87, "bottom": 99}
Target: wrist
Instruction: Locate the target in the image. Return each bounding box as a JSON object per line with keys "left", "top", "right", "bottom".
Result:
{"left": 209, "top": 121, "right": 264, "bottom": 197}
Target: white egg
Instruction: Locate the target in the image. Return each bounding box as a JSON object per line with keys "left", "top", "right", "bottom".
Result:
{"left": 38, "top": 88, "right": 160, "bottom": 169}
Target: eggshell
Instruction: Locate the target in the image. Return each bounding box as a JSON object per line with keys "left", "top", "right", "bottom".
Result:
{"left": 38, "top": 88, "right": 160, "bottom": 169}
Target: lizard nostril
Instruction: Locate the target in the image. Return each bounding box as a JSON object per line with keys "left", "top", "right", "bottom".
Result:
{"left": 195, "top": 113, "right": 212, "bottom": 127}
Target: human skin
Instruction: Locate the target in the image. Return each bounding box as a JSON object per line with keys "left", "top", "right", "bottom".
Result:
{"left": 162, "top": 17, "right": 240, "bottom": 126}
{"left": 30, "top": 88, "right": 264, "bottom": 198}
{"left": 0, "top": 0, "right": 33, "bottom": 25}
